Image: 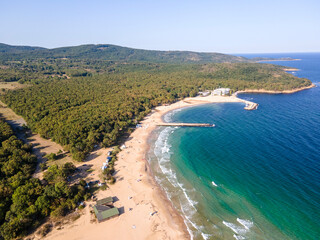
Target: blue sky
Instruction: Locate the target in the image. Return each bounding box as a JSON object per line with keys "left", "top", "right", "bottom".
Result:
{"left": 1, "top": 0, "right": 319, "bottom": 53}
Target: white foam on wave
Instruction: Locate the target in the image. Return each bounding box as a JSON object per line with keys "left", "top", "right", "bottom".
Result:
{"left": 163, "top": 108, "right": 183, "bottom": 122}
{"left": 223, "top": 221, "right": 248, "bottom": 235}
{"left": 154, "top": 127, "right": 210, "bottom": 240}
{"left": 237, "top": 218, "right": 253, "bottom": 230}
{"left": 177, "top": 182, "right": 198, "bottom": 209}
{"left": 154, "top": 127, "right": 179, "bottom": 188}
{"left": 212, "top": 180, "right": 218, "bottom": 187}
{"left": 223, "top": 218, "right": 254, "bottom": 240}
{"left": 180, "top": 200, "right": 212, "bottom": 240}
{"left": 201, "top": 233, "right": 213, "bottom": 240}
{"left": 233, "top": 234, "right": 245, "bottom": 240}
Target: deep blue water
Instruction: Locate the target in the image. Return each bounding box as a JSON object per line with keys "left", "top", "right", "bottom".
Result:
{"left": 148, "top": 53, "right": 320, "bottom": 240}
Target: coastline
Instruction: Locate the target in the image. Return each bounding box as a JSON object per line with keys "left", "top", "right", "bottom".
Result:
{"left": 236, "top": 83, "right": 315, "bottom": 95}
{"left": 283, "top": 68, "right": 300, "bottom": 71}
{"left": 256, "top": 59, "right": 301, "bottom": 62}
{"left": 43, "top": 95, "right": 248, "bottom": 240}
{"left": 41, "top": 85, "right": 313, "bottom": 240}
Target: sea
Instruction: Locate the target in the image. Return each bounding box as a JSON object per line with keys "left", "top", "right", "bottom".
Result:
{"left": 147, "top": 53, "right": 320, "bottom": 240}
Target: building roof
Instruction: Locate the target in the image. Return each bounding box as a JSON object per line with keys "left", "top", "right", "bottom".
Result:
{"left": 214, "top": 88, "right": 230, "bottom": 91}
{"left": 93, "top": 205, "right": 119, "bottom": 222}
{"left": 96, "top": 196, "right": 113, "bottom": 205}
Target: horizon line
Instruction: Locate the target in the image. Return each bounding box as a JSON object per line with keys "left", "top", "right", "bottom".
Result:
{"left": 1, "top": 42, "right": 320, "bottom": 55}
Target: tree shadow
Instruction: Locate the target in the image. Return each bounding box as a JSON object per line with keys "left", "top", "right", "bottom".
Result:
{"left": 69, "top": 164, "right": 94, "bottom": 184}
{"left": 84, "top": 152, "right": 100, "bottom": 162}
{"left": 36, "top": 146, "right": 49, "bottom": 151}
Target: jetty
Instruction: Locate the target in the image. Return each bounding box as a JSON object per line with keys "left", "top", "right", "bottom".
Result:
{"left": 244, "top": 102, "right": 259, "bottom": 110}
{"left": 156, "top": 123, "right": 215, "bottom": 127}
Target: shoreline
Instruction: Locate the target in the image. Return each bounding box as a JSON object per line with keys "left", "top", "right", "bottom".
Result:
{"left": 34, "top": 84, "right": 313, "bottom": 240}
{"left": 44, "top": 95, "right": 248, "bottom": 240}
{"left": 283, "top": 68, "right": 300, "bottom": 71}
{"left": 256, "top": 58, "right": 301, "bottom": 62}
{"left": 235, "top": 83, "right": 315, "bottom": 95}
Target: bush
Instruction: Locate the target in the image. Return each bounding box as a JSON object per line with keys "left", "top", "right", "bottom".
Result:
{"left": 45, "top": 153, "right": 57, "bottom": 161}
{"left": 37, "top": 223, "right": 52, "bottom": 237}
{"left": 79, "top": 179, "right": 86, "bottom": 187}
{"left": 108, "top": 176, "right": 116, "bottom": 184}
{"left": 40, "top": 162, "right": 47, "bottom": 171}
{"left": 50, "top": 204, "right": 68, "bottom": 218}
{"left": 83, "top": 192, "right": 92, "bottom": 201}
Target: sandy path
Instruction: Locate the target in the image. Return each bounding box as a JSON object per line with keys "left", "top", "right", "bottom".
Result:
{"left": 0, "top": 99, "right": 74, "bottom": 180}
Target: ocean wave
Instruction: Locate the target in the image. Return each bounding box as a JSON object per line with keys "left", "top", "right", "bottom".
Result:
{"left": 237, "top": 218, "right": 253, "bottom": 230}
{"left": 212, "top": 180, "right": 218, "bottom": 187}
{"left": 154, "top": 127, "right": 209, "bottom": 240}
{"left": 223, "top": 218, "right": 253, "bottom": 239}
{"left": 154, "top": 127, "right": 179, "bottom": 187}
{"left": 233, "top": 235, "right": 246, "bottom": 240}
{"left": 180, "top": 200, "right": 211, "bottom": 240}
{"left": 163, "top": 108, "right": 183, "bottom": 122}
{"left": 177, "top": 182, "right": 198, "bottom": 209}
{"left": 201, "top": 233, "right": 213, "bottom": 240}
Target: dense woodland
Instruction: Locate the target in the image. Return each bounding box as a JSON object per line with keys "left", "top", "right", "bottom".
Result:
{"left": 0, "top": 57, "right": 312, "bottom": 161}
{"left": 0, "top": 120, "right": 90, "bottom": 240}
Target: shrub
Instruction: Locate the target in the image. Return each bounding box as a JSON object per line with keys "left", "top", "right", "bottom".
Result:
{"left": 40, "top": 162, "right": 47, "bottom": 171}
{"left": 45, "top": 153, "right": 57, "bottom": 161}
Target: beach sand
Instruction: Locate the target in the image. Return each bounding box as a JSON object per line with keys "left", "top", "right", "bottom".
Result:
{"left": 43, "top": 95, "right": 247, "bottom": 240}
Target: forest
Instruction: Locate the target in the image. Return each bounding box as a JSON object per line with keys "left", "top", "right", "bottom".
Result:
{"left": 0, "top": 58, "right": 312, "bottom": 161}
{"left": 0, "top": 43, "right": 249, "bottom": 63}
{"left": 0, "top": 120, "right": 90, "bottom": 240}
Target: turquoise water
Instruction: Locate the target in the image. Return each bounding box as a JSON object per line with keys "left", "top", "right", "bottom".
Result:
{"left": 148, "top": 54, "right": 320, "bottom": 240}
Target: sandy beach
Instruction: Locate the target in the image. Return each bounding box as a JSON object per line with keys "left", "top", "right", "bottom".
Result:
{"left": 42, "top": 95, "right": 248, "bottom": 240}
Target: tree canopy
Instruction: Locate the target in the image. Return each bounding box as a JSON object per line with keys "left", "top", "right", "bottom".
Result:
{"left": 1, "top": 60, "right": 311, "bottom": 161}
{"left": 0, "top": 120, "right": 89, "bottom": 240}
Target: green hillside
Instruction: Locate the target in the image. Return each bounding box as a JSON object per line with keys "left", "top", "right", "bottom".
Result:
{"left": 0, "top": 43, "right": 248, "bottom": 63}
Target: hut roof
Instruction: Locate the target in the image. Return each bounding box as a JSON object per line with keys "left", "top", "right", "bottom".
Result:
{"left": 93, "top": 205, "right": 119, "bottom": 222}
{"left": 96, "top": 196, "right": 113, "bottom": 205}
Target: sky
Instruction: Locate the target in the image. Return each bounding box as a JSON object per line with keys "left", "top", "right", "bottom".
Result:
{"left": 0, "top": 0, "right": 319, "bottom": 53}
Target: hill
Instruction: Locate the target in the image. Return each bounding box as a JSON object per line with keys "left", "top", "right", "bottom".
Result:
{"left": 0, "top": 43, "right": 248, "bottom": 63}
{"left": 0, "top": 43, "right": 45, "bottom": 54}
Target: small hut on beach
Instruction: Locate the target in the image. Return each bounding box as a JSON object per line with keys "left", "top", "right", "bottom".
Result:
{"left": 93, "top": 197, "right": 119, "bottom": 222}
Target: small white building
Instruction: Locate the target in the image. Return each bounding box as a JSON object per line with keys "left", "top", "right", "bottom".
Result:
{"left": 198, "top": 91, "right": 211, "bottom": 97}
{"left": 212, "top": 88, "right": 230, "bottom": 96}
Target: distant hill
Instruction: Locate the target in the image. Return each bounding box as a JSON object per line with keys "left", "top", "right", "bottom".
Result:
{"left": 0, "top": 43, "right": 249, "bottom": 63}
{"left": 0, "top": 43, "right": 45, "bottom": 54}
